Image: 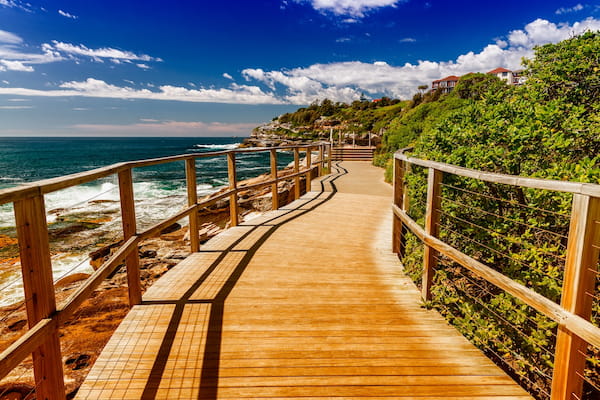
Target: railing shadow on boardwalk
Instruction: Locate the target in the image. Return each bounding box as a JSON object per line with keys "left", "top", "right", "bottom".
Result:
{"left": 138, "top": 163, "right": 348, "bottom": 400}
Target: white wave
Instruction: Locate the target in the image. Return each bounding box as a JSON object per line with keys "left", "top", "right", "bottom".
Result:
{"left": 0, "top": 254, "right": 94, "bottom": 307}
{"left": 191, "top": 143, "right": 240, "bottom": 150}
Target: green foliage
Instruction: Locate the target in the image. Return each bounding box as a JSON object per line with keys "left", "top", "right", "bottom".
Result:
{"left": 396, "top": 32, "right": 600, "bottom": 399}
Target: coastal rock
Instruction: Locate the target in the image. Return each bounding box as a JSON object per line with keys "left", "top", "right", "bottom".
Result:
{"left": 160, "top": 226, "right": 188, "bottom": 241}
{"left": 55, "top": 273, "right": 91, "bottom": 288}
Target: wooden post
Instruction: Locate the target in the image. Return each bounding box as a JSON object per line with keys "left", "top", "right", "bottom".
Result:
{"left": 294, "top": 147, "right": 300, "bottom": 200}
{"left": 392, "top": 158, "right": 405, "bottom": 255}
{"left": 14, "top": 194, "right": 66, "bottom": 400}
{"left": 422, "top": 168, "right": 443, "bottom": 302}
{"left": 227, "top": 152, "right": 239, "bottom": 226}
{"left": 318, "top": 145, "right": 324, "bottom": 176}
{"left": 305, "top": 146, "right": 312, "bottom": 193}
{"left": 327, "top": 143, "right": 332, "bottom": 172}
{"left": 270, "top": 149, "right": 279, "bottom": 210}
{"left": 186, "top": 158, "right": 200, "bottom": 252}
{"left": 551, "top": 194, "right": 600, "bottom": 400}
{"left": 118, "top": 169, "right": 141, "bottom": 306}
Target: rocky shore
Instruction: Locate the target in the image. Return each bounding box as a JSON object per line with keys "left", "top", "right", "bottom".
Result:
{"left": 0, "top": 165, "right": 309, "bottom": 399}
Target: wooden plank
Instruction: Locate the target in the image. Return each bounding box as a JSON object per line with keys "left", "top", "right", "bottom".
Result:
{"left": 14, "top": 194, "right": 66, "bottom": 400}
{"left": 227, "top": 152, "right": 239, "bottom": 227}
{"left": 186, "top": 158, "right": 200, "bottom": 252}
{"left": 422, "top": 168, "right": 442, "bottom": 301}
{"left": 551, "top": 194, "right": 600, "bottom": 400}
{"left": 118, "top": 168, "right": 141, "bottom": 306}
{"left": 270, "top": 149, "right": 279, "bottom": 210}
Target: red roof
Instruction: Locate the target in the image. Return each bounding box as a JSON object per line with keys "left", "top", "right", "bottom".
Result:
{"left": 432, "top": 75, "right": 461, "bottom": 83}
{"left": 487, "top": 67, "right": 511, "bottom": 74}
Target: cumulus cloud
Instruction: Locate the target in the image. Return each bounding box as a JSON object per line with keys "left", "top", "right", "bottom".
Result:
{"left": 223, "top": 73, "right": 233, "bottom": 80}
{"left": 71, "top": 120, "right": 258, "bottom": 137}
{"left": 58, "top": 9, "right": 77, "bottom": 19}
{"left": 297, "top": 0, "right": 403, "bottom": 17}
{"left": 238, "top": 17, "right": 600, "bottom": 102}
{"left": 0, "top": 78, "right": 284, "bottom": 104}
{"left": 555, "top": 3, "right": 584, "bottom": 14}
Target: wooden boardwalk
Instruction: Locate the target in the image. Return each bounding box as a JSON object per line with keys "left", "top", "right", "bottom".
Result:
{"left": 75, "top": 162, "right": 532, "bottom": 400}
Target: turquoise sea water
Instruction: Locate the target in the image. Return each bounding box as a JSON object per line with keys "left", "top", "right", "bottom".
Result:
{"left": 0, "top": 137, "right": 294, "bottom": 305}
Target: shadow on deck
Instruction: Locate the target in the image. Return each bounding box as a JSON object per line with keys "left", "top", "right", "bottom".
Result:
{"left": 75, "top": 162, "right": 532, "bottom": 400}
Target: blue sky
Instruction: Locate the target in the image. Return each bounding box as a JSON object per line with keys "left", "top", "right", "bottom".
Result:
{"left": 0, "top": 0, "right": 598, "bottom": 136}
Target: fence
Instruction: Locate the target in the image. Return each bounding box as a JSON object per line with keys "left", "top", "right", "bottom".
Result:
{"left": 0, "top": 142, "right": 331, "bottom": 399}
{"left": 392, "top": 149, "right": 600, "bottom": 400}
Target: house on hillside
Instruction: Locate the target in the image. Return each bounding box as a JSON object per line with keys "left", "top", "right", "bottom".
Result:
{"left": 487, "top": 67, "right": 527, "bottom": 85}
{"left": 431, "top": 75, "right": 461, "bottom": 93}
{"left": 487, "top": 67, "right": 513, "bottom": 84}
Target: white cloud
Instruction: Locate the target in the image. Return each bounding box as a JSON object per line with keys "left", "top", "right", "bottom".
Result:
{"left": 507, "top": 17, "right": 600, "bottom": 48}
{"left": 0, "top": 0, "right": 32, "bottom": 12}
{"left": 336, "top": 37, "right": 351, "bottom": 42}
{"left": 236, "top": 17, "right": 600, "bottom": 102}
{"left": 223, "top": 73, "right": 233, "bottom": 80}
{"left": 70, "top": 120, "right": 258, "bottom": 137}
{"left": 0, "top": 30, "right": 23, "bottom": 44}
{"left": 0, "top": 105, "right": 32, "bottom": 109}
{"left": 0, "top": 59, "right": 33, "bottom": 71}
{"left": 0, "top": 78, "right": 284, "bottom": 104}
{"left": 556, "top": 3, "right": 584, "bottom": 14}
{"left": 297, "top": 0, "right": 403, "bottom": 17}
{"left": 1, "top": 17, "right": 598, "bottom": 105}
{"left": 58, "top": 9, "right": 78, "bottom": 19}
{"left": 136, "top": 63, "right": 150, "bottom": 69}
{"left": 47, "top": 41, "right": 159, "bottom": 62}
{"left": 399, "top": 37, "right": 416, "bottom": 43}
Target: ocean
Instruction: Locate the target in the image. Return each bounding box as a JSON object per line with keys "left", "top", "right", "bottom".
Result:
{"left": 0, "top": 137, "right": 294, "bottom": 306}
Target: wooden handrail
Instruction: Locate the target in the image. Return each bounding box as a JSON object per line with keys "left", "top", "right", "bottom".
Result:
{"left": 0, "top": 141, "right": 332, "bottom": 397}
{"left": 0, "top": 144, "right": 330, "bottom": 206}
{"left": 395, "top": 151, "right": 600, "bottom": 197}
{"left": 392, "top": 148, "right": 600, "bottom": 400}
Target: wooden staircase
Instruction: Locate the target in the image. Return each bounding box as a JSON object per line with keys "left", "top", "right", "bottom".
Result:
{"left": 332, "top": 146, "right": 374, "bottom": 161}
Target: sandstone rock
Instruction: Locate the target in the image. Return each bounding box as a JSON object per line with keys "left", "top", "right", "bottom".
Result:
{"left": 160, "top": 226, "right": 188, "bottom": 241}
{"left": 159, "top": 222, "right": 181, "bottom": 235}
{"left": 55, "top": 273, "right": 91, "bottom": 288}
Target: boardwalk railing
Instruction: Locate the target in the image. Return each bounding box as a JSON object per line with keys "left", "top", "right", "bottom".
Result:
{"left": 0, "top": 142, "right": 331, "bottom": 399}
{"left": 392, "top": 149, "right": 600, "bottom": 400}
